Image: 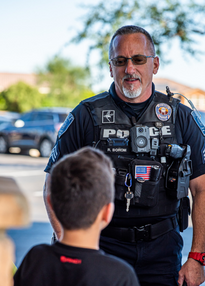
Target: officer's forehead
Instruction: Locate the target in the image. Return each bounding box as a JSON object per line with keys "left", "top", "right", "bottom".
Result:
{"left": 112, "top": 33, "right": 150, "bottom": 56}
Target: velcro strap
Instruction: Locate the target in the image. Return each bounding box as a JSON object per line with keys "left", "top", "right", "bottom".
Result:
{"left": 101, "top": 217, "right": 178, "bottom": 242}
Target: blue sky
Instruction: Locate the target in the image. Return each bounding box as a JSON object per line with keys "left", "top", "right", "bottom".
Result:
{"left": 1, "top": 0, "right": 205, "bottom": 92}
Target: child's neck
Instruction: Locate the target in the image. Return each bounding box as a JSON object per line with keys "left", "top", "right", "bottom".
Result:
{"left": 60, "top": 226, "right": 100, "bottom": 250}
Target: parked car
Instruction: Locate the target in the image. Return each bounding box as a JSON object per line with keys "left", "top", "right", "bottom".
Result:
{"left": 0, "top": 111, "right": 20, "bottom": 128}
{"left": 0, "top": 107, "right": 71, "bottom": 157}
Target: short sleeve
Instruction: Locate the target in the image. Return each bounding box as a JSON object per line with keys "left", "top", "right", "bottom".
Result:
{"left": 44, "top": 103, "right": 94, "bottom": 173}
{"left": 176, "top": 103, "right": 205, "bottom": 180}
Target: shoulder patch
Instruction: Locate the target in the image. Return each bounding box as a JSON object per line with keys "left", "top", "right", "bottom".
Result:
{"left": 201, "top": 142, "right": 205, "bottom": 164}
{"left": 50, "top": 144, "right": 60, "bottom": 163}
{"left": 191, "top": 110, "right": 205, "bottom": 137}
{"left": 155, "top": 103, "right": 172, "bottom": 121}
{"left": 58, "top": 113, "right": 74, "bottom": 138}
{"left": 102, "top": 110, "right": 115, "bottom": 123}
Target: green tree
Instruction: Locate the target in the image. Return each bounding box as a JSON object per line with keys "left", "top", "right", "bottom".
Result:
{"left": 71, "top": 0, "right": 205, "bottom": 66}
{"left": 37, "top": 56, "right": 94, "bottom": 108}
{"left": 0, "top": 82, "right": 44, "bottom": 113}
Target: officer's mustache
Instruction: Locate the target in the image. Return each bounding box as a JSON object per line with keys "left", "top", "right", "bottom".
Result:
{"left": 122, "top": 74, "right": 141, "bottom": 82}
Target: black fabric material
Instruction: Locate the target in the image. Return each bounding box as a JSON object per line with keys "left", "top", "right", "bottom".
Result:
{"left": 100, "top": 225, "right": 183, "bottom": 286}
{"left": 101, "top": 217, "right": 178, "bottom": 242}
{"left": 80, "top": 86, "right": 184, "bottom": 219}
{"left": 45, "top": 82, "right": 205, "bottom": 181}
{"left": 109, "top": 82, "right": 155, "bottom": 120}
{"left": 44, "top": 81, "right": 205, "bottom": 233}
{"left": 14, "top": 242, "right": 139, "bottom": 286}
{"left": 44, "top": 82, "right": 205, "bottom": 285}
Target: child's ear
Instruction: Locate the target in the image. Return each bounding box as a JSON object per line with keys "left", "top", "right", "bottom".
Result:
{"left": 46, "top": 194, "right": 53, "bottom": 212}
{"left": 101, "top": 202, "right": 114, "bottom": 230}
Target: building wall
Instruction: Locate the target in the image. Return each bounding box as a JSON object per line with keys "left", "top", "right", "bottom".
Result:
{"left": 153, "top": 77, "right": 205, "bottom": 111}
{"left": 0, "top": 73, "right": 36, "bottom": 92}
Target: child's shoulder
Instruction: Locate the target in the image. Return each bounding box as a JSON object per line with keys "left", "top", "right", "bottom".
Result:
{"left": 94, "top": 251, "right": 139, "bottom": 285}
{"left": 98, "top": 251, "right": 135, "bottom": 273}
{"left": 26, "top": 244, "right": 52, "bottom": 257}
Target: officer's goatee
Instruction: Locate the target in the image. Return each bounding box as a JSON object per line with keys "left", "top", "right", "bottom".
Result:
{"left": 122, "top": 74, "right": 142, "bottom": 98}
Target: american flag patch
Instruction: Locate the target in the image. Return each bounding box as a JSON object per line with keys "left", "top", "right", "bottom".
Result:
{"left": 135, "top": 165, "right": 151, "bottom": 180}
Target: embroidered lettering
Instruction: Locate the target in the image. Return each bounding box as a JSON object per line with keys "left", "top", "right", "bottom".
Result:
{"left": 103, "top": 129, "right": 129, "bottom": 138}
{"left": 103, "top": 129, "right": 116, "bottom": 137}
{"left": 149, "top": 126, "right": 172, "bottom": 137}
{"left": 60, "top": 256, "right": 82, "bottom": 264}
{"left": 116, "top": 130, "right": 129, "bottom": 138}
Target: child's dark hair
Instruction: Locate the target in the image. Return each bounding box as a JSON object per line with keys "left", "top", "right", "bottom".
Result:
{"left": 50, "top": 147, "right": 114, "bottom": 230}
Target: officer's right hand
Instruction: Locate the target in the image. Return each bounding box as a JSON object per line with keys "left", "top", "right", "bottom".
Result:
{"left": 178, "top": 259, "right": 205, "bottom": 286}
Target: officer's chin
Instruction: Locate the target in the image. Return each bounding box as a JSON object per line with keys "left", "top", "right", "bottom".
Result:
{"left": 122, "top": 87, "right": 142, "bottom": 99}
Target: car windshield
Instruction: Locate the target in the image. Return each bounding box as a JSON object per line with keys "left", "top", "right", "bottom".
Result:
{"left": 59, "top": 113, "right": 68, "bottom": 122}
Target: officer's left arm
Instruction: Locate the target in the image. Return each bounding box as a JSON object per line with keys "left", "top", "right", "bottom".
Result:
{"left": 178, "top": 174, "right": 205, "bottom": 286}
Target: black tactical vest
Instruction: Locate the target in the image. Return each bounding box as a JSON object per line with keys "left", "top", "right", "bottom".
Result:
{"left": 82, "top": 91, "right": 188, "bottom": 218}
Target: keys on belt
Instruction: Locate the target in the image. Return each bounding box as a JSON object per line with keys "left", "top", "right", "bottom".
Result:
{"left": 124, "top": 173, "right": 134, "bottom": 212}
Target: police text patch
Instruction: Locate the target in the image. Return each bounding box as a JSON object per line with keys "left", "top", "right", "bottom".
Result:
{"left": 50, "top": 144, "right": 60, "bottom": 163}
{"left": 201, "top": 142, "right": 205, "bottom": 164}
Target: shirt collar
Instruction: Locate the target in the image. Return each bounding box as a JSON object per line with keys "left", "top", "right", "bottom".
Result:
{"left": 109, "top": 82, "right": 156, "bottom": 119}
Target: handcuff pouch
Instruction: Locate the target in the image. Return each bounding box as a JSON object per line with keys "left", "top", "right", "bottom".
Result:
{"left": 130, "top": 159, "right": 162, "bottom": 208}
{"left": 165, "top": 145, "right": 192, "bottom": 200}
{"left": 178, "top": 197, "right": 190, "bottom": 232}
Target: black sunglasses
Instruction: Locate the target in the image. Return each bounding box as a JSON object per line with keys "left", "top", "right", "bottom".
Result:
{"left": 109, "top": 55, "right": 155, "bottom": 66}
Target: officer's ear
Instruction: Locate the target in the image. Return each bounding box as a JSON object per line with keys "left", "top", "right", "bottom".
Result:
{"left": 109, "top": 62, "right": 113, "bottom": 78}
{"left": 153, "top": 56, "right": 160, "bottom": 75}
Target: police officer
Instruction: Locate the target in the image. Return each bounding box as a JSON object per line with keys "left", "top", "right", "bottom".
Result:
{"left": 44, "top": 25, "right": 205, "bottom": 286}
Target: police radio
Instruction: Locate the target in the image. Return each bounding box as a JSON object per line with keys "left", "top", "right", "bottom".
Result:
{"left": 130, "top": 125, "right": 150, "bottom": 153}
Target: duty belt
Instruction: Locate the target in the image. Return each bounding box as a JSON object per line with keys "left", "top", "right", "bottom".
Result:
{"left": 101, "top": 217, "right": 178, "bottom": 242}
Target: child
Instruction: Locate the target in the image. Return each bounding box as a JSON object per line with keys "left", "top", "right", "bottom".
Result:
{"left": 14, "top": 147, "right": 139, "bottom": 286}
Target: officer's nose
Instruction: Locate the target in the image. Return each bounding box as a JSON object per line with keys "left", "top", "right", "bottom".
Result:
{"left": 125, "top": 58, "right": 136, "bottom": 75}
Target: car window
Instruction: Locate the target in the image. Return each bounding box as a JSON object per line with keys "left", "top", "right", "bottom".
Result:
{"left": 20, "top": 113, "right": 36, "bottom": 122}
{"left": 0, "top": 117, "right": 10, "bottom": 124}
{"left": 34, "top": 113, "right": 54, "bottom": 121}
{"left": 58, "top": 113, "right": 68, "bottom": 122}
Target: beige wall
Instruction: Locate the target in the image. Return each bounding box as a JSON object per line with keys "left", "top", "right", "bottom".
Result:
{"left": 154, "top": 78, "right": 205, "bottom": 111}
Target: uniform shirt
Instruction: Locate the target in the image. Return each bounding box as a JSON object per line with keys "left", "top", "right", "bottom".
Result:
{"left": 45, "top": 82, "right": 205, "bottom": 181}
{"left": 14, "top": 242, "right": 139, "bottom": 286}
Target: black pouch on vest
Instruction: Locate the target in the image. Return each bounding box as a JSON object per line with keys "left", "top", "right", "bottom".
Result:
{"left": 165, "top": 145, "right": 192, "bottom": 200}
{"left": 178, "top": 197, "right": 190, "bottom": 232}
{"left": 130, "top": 159, "right": 162, "bottom": 208}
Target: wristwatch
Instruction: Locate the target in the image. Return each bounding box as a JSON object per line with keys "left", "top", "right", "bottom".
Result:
{"left": 188, "top": 252, "right": 205, "bottom": 266}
